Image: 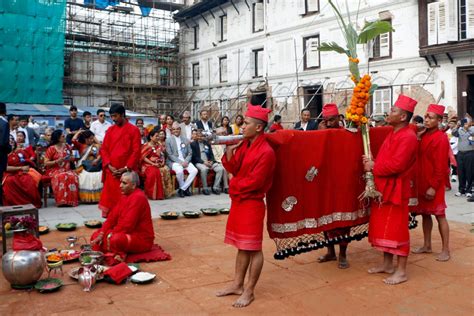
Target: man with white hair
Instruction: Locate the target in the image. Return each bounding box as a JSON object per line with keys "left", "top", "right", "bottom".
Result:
{"left": 90, "top": 171, "right": 154, "bottom": 260}
{"left": 166, "top": 122, "right": 198, "bottom": 197}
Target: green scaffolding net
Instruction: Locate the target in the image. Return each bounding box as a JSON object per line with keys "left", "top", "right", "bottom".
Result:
{"left": 0, "top": 0, "right": 66, "bottom": 104}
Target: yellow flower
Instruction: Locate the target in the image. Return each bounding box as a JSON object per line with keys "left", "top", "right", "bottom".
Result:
{"left": 361, "top": 117, "right": 368, "bottom": 124}
{"left": 4, "top": 223, "right": 11, "bottom": 231}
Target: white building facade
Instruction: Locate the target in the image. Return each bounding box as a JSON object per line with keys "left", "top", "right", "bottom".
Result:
{"left": 175, "top": 0, "right": 474, "bottom": 124}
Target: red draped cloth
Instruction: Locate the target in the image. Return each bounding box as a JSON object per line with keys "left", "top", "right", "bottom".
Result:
{"left": 369, "top": 126, "right": 418, "bottom": 257}
{"left": 92, "top": 188, "right": 155, "bottom": 257}
{"left": 99, "top": 120, "right": 141, "bottom": 217}
{"left": 140, "top": 143, "right": 166, "bottom": 200}
{"left": 2, "top": 150, "right": 42, "bottom": 208}
{"left": 222, "top": 134, "right": 276, "bottom": 251}
{"left": 265, "top": 127, "right": 392, "bottom": 258}
{"left": 44, "top": 145, "right": 79, "bottom": 207}
{"left": 412, "top": 129, "right": 450, "bottom": 216}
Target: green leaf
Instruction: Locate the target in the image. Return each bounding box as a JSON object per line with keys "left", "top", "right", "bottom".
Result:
{"left": 349, "top": 61, "right": 360, "bottom": 82}
{"left": 319, "top": 42, "right": 348, "bottom": 55}
{"left": 357, "top": 21, "right": 394, "bottom": 44}
{"left": 368, "top": 84, "right": 379, "bottom": 95}
{"left": 345, "top": 23, "right": 358, "bottom": 56}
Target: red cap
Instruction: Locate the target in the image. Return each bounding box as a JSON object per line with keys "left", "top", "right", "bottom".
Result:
{"left": 322, "top": 103, "right": 339, "bottom": 118}
{"left": 245, "top": 103, "right": 272, "bottom": 123}
{"left": 427, "top": 104, "right": 445, "bottom": 116}
{"left": 394, "top": 94, "right": 417, "bottom": 113}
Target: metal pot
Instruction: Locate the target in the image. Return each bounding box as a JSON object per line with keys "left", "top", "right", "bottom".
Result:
{"left": 78, "top": 266, "right": 96, "bottom": 292}
{"left": 2, "top": 250, "right": 46, "bottom": 286}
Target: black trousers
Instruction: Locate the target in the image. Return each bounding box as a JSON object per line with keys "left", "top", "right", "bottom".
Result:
{"left": 456, "top": 151, "right": 474, "bottom": 194}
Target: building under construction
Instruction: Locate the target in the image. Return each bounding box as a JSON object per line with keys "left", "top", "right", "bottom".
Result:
{"left": 63, "top": 0, "right": 188, "bottom": 116}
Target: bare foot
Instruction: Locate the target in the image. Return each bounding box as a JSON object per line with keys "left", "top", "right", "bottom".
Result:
{"left": 436, "top": 251, "right": 450, "bottom": 262}
{"left": 383, "top": 271, "right": 408, "bottom": 285}
{"left": 233, "top": 292, "right": 255, "bottom": 308}
{"left": 216, "top": 284, "right": 243, "bottom": 297}
{"left": 338, "top": 257, "right": 350, "bottom": 269}
{"left": 317, "top": 253, "right": 337, "bottom": 263}
{"left": 368, "top": 265, "right": 394, "bottom": 274}
{"left": 412, "top": 246, "right": 432, "bottom": 254}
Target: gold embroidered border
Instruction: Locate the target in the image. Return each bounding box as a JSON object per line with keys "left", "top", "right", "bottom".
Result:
{"left": 271, "top": 209, "right": 369, "bottom": 234}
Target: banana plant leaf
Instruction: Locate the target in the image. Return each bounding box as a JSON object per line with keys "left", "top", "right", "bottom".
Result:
{"left": 357, "top": 21, "right": 394, "bottom": 44}
{"left": 319, "top": 42, "right": 348, "bottom": 55}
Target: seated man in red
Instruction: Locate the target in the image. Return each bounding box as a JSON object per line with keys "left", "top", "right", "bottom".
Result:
{"left": 91, "top": 171, "right": 154, "bottom": 262}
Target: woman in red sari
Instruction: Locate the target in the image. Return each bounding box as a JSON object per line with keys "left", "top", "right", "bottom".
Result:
{"left": 2, "top": 136, "right": 42, "bottom": 208}
{"left": 43, "top": 130, "right": 79, "bottom": 206}
{"left": 140, "top": 129, "right": 173, "bottom": 199}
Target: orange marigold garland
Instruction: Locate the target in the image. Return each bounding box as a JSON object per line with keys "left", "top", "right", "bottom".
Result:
{"left": 346, "top": 73, "right": 371, "bottom": 127}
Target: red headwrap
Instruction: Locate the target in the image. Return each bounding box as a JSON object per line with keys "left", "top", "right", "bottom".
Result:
{"left": 394, "top": 94, "right": 417, "bottom": 113}
{"left": 245, "top": 103, "right": 272, "bottom": 123}
{"left": 322, "top": 103, "right": 339, "bottom": 118}
{"left": 427, "top": 104, "right": 445, "bottom": 116}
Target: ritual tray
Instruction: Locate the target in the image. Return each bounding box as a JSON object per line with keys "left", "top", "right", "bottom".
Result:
{"left": 39, "top": 226, "right": 50, "bottom": 235}
{"left": 131, "top": 272, "right": 156, "bottom": 284}
{"left": 182, "top": 211, "right": 202, "bottom": 219}
{"left": 34, "top": 278, "right": 63, "bottom": 293}
{"left": 218, "top": 208, "right": 230, "bottom": 214}
{"left": 201, "top": 208, "right": 219, "bottom": 216}
{"left": 84, "top": 220, "right": 102, "bottom": 228}
{"left": 160, "top": 211, "right": 179, "bottom": 220}
{"left": 55, "top": 223, "right": 77, "bottom": 231}
{"left": 46, "top": 250, "right": 80, "bottom": 264}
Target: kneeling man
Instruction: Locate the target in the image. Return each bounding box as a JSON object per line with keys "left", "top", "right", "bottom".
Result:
{"left": 216, "top": 104, "right": 276, "bottom": 308}
{"left": 91, "top": 171, "right": 154, "bottom": 261}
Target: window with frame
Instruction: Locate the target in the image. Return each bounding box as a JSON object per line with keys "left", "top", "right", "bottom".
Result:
{"left": 458, "top": 0, "right": 474, "bottom": 40}
{"left": 251, "top": 49, "right": 264, "bottom": 78}
{"left": 427, "top": 0, "right": 471, "bottom": 45}
{"left": 160, "top": 67, "right": 169, "bottom": 86}
{"left": 371, "top": 87, "right": 392, "bottom": 115}
{"left": 253, "top": 1, "right": 264, "bottom": 33}
{"left": 192, "top": 63, "right": 200, "bottom": 86}
{"left": 219, "top": 56, "right": 228, "bottom": 83}
{"left": 220, "top": 99, "right": 230, "bottom": 116}
{"left": 192, "top": 101, "right": 201, "bottom": 119}
{"left": 192, "top": 25, "right": 199, "bottom": 49}
{"left": 369, "top": 19, "right": 392, "bottom": 60}
{"left": 297, "top": 0, "right": 320, "bottom": 15}
{"left": 303, "top": 35, "right": 320, "bottom": 69}
{"left": 216, "top": 15, "right": 227, "bottom": 42}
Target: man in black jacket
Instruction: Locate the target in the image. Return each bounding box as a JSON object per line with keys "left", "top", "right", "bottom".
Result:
{"left": 294, "top": 108, "right": 318, "bottom": 131}
{"left": 195, "top": 109, "right": 213, "bottom": 133}
{"left": 0, "top": 102, "right": 12, "bottom": 205}
{"left": 191, "top": 130, "right": 224, "bottom": 195}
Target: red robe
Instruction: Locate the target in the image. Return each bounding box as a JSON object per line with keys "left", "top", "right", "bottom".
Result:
{"left": 222, "top": 134, "right": 276, "bottom": 250}
{"left": 413, "top": 129, "right": 450, "bottom": 216}
{"left": 2, "top": 151, "right": 42, "bottom": 208}
{"left": 92, "top": 188, "right": 155, "bottom": 256}
{"left": 369, "top": 125, "right": 418, "bottom": 256}
{"left": 99, "top": 120, "right": 141, "bottom": 216}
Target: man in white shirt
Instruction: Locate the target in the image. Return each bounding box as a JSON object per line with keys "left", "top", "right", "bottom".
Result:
{"left": 179, "top": 111, "right": 195, "bottom": 142}
{"left": 8, "top": 114, "right": 19, "bottom": 142}
{"left": 90, "top": 109, "right": 112, "bottom": 143}
{"left": 196, "top": 109, "right": 213, "bottom": 133}
{"left": 165, "top": 122, "right": 198, "bottom": 197}
{"left": 18, "top": 115, "right": 39, "bottom": 147}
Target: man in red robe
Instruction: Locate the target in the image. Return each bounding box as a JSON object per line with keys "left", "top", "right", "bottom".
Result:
{"left": 412, "top": 104, "right": 451, "bottom": 261}
{"left": 317, "top": 103, "right": 351, "bottom": 269}
{"left": 216, "top": 104, "right": 276, "bottom": 308}
{"left": 99, "top": 104, "right": 141, "bottom": 217}
{"left": 363, "top": 94, "right": 418, "bottom": 285}
{"left": 91, "top": 171, "right": 154, "bottom": 262}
